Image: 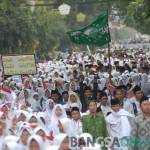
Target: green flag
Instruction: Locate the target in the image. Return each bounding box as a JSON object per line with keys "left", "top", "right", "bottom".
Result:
{"left": 67, "top": 11, "right": 111, "bottom": 47}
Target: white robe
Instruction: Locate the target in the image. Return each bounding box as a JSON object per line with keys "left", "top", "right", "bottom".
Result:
{"left": 106, "top": 109, "right": 134, "bottom": 138}
{"left": 106, "top": 109, "right": 134, "bottom": 150}
{"left": 48, "top": 104, "right": 67, "bottom": 136}
{"left": 71, "top": 119, "right": 82, "bottom": 136}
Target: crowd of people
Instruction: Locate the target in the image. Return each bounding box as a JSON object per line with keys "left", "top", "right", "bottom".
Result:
{"left": 0, "top": 47, "right": 150, "bottom": 150}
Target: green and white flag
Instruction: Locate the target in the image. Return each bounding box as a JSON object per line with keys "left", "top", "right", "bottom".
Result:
{"left": 67, "top": 11, "right": 111, "bottom": 47}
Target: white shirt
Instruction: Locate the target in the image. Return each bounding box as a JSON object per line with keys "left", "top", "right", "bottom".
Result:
{"left": 106, "top": 109, "right": 134, "bottom": 138}
{"left": 101, "top": 105, "right": 112, "bottom": 117}
{"left": 123, "top": 98, "right": 134, "bottom": 115}
{"left": 70, "top": 119, "right": 83, "bottom": 136}
{"left": 129, "top": 97, "right": 141, "bottom": 115}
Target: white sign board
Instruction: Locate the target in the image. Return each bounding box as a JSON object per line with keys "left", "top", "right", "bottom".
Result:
{"left": 2, "top": 55, "right": 37, "bottom": 75}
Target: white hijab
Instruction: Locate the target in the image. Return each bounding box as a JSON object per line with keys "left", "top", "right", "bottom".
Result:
{"left": 68, "top": 92, "right": 82, "bottom": 111}
{"left": 27, "top": 135, "right": 43, "bottom": 150}
{"left": 44, "top": 99, "right": 55, "bottom": 125}
{"left": 49, "top": 104, "right": 67, "bottom": 136}
{"left": 30, "top": 92, "right": 41, "bottom": 110}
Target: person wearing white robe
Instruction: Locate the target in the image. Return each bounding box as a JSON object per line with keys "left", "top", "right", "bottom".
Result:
{"left": 106, "top": 99, "right": 134, "bottom": 150}
{"left": 34, "top": 126, "right": 50, "bottom": 148}
{"left": 70, "top": 107, "right": 83, "bottom": 136}
{"left": 68, "top": 92, "right": 82, "bottom": 111}
{"left": 48, "top": 104, "right": 67, "bottom": 136}
{"left": 19, "top": 127, "right": 32, "bottom": 150}
{"left": 27, "top": 135, "right": 44, "bottom": 150}
{"left": 53, "top": 133, "right": 70, "bottom": 150}
{"left": 44, "top": 99, "right": 55, "bottom": 126}
{"left": 30, "top": 92, "right": 42, "bottom": 112}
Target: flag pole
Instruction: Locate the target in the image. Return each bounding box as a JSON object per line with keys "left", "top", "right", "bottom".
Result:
{"left": 86, "top": 45, "right": 91, "bottom": 55}
{"left": 107, "top": 11, "right": 112, "bottom": 81}
{"left": 108, "top": 42, "right": 111, "bottom": 78}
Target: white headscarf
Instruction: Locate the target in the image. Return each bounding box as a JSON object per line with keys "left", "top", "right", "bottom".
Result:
{"left": 30, "top": 92, "right": 42, "bottom": 111}
{"left": 27, "top": 114, "right": 42, "bottom": 128}
{"left": 44, "top": 99, "right": 55, "bottom": 125}
{"left": 68, "top": 92, "right": 82, "bottom": 111}
{"left": 34, "top": 126, "right": 47, "bottom": 136}
{"left": 49, "top": 104, "right": 67, "bottom": 136}
{"left": 27, "top": 135, "right": 43, "bottom": 150}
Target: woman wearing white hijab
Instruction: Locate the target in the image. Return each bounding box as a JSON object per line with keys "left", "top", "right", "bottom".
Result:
{"left": 44, "top": 99, "right": 55, "bottom": 126}
{"left": 34, "top": 126, "right": 50, "bottom": 148}
{"left": 19, "top": 127, "right": 32, "bottom": 150}
{"left": 18, "top": 89, "right": 31, "bottom": 107}
{"left": 27, "top": 135, "right": 44, "bottom": 150}
{"left": 53, "top": 133, "right": 70, "bottom": 150}
{"left": 27, "top": 114, "right": 42, "bottom": 129}
{"left": 15, "top": 110, "right": 29, "bottom": 133}
{"left": 48, "top": 104, "right": 67, "bottom": 136}
{"left": 68, "top": 92, "right": 82, "bottom": 111}
{"left": 30, "top": 92, "right": 42, "bottom": 112}
{"left": 41, "top": 89, "right": 51, "bottom": 110}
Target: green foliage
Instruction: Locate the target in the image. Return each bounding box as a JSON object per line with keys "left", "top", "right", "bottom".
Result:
{"left": 0, "top": 0, "right": 35, "bottom": 53}
{"left": 0, "top": 0, "right": 149, "bottom": 55}
{"left": 0, "top": 0, "right": 68, "bottom": 54}
{"left": 125, "top": 0, "right": 150, "bottom": 34}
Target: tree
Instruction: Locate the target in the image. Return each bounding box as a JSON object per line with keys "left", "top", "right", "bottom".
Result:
{"left": 33, "top": 7, "right": 68, "bottom": 52}
{"left": 125, "top": 0, "right": 150, "bottom": 34}
{"left": 0, "top": 0, "right": 68, "bottom": 54}
{"left": 0, "top": 0, "right": 36, "bottom": 54}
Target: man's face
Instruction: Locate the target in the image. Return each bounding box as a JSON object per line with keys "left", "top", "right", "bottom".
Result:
{"left": 111, "top": 104, "right": 120, "bottom": 112}
{"left": 51, "top": 94, "right": 58, "bottom": 102}
{"left": 62, "top": 94, "right": 69, "bottom": 101}
{"left": 141, "top": 101, "right": 150, "bottom": 114}
{"left": 115, "top": 90, "right": 125, "bottom": 101}
{"left": 71, "top": 111, "right": 80, "bottom": 121}
{"left": 135, "top": 91, "right": 144, "bottom": 101}
{"left": 88, "top": 102, "right": 97, "bottom": 114}
{"left": 84, "top": 90, "right": 92, "bottom": 98}
{"left": 100, "top": 96, "right": 108, "bottom": 106}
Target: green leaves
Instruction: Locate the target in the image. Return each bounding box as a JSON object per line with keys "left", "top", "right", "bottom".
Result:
{"left": 0, "top": 0, "right": 67, "bottom": 54}
{"left": 123, "top": 0, "right": 150, "bottom": 35}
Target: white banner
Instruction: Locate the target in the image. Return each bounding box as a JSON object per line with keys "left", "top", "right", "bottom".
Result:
{"left": 2, "top": 55, "right": 37, "bottom": 75}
